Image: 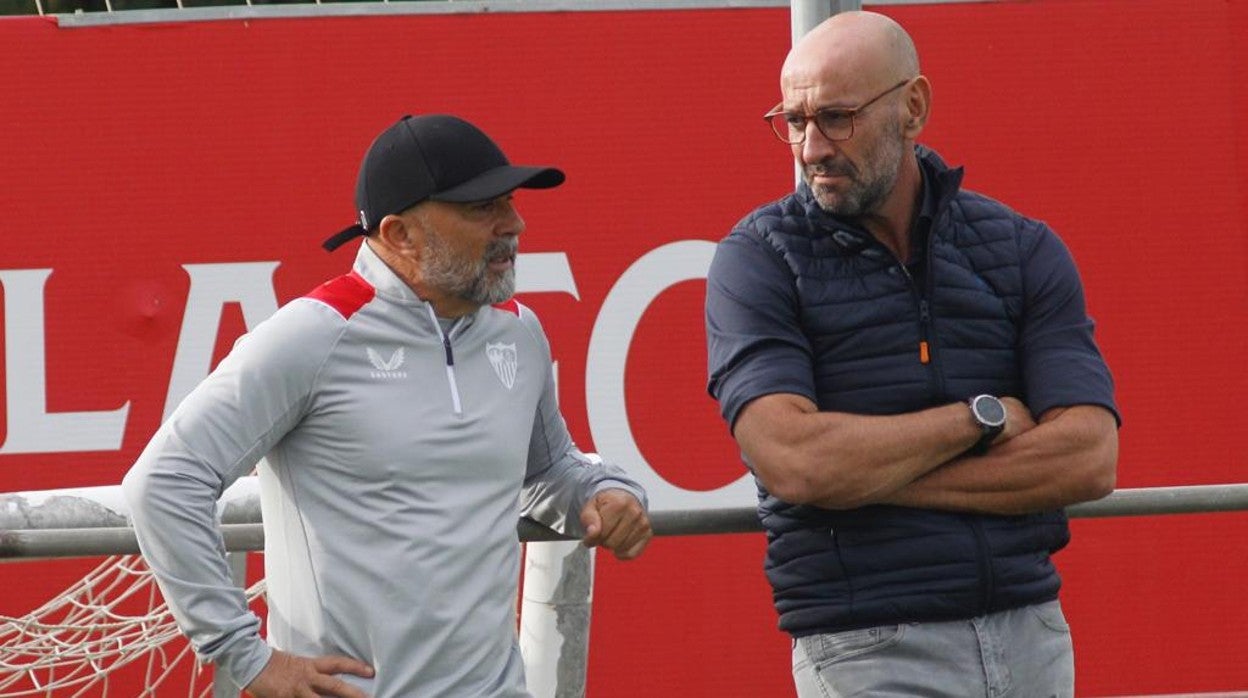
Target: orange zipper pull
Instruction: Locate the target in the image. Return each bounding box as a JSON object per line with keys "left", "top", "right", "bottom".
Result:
{"left": 919, "top": 340, "right": 930, "bottom": 364}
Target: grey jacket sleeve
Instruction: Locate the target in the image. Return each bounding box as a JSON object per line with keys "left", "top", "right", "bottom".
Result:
{"left": 516, "top": 307, "right": 648, "bottom": 536}
{"left": 121, "top": 304, "right": 330, "bottom": 688}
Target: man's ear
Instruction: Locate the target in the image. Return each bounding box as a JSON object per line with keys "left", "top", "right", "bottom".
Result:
{"left": 377, "top": 213, "right": 419, "bottom": 252}
{"left": 903, "top": 75, "right": 933, "bottom": 139}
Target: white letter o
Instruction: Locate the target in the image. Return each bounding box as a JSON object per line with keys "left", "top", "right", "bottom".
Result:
{"left": 585, "top": 240, "right": 754, "bottom": 510}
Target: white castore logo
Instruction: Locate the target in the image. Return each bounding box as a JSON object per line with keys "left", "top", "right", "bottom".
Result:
{"left": 486, "top": 342, "right": 517, "bottom": 390}
{"left": 367, "top": 346, "right": 407, "bottom": 379}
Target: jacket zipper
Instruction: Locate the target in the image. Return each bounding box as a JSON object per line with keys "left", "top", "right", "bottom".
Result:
{"left": 969, "top": 516, "right": 994, "bottom": 614}
{"left": 891, "top": 234, "right": 946, "bottom": 398}
{"left": 896, "top": 263, "right": 934, "bottom": 368}
{"left": 918, "top": 298, "right": 932, "bottom": 364}
{"left": 424, "top": 304, "right": 463, "bottom": 415}
{"left": 920, "top": 227, "right": 948, "bottom": 398}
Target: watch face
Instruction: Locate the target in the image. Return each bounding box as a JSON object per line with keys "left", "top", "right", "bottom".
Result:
{"left": 974, "top": 395, "right": 1007, "bottom": 426}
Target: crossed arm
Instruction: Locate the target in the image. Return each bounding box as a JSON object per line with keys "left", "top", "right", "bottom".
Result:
{"left": 732, "top": 392, "right": 1117, "bottom": 515}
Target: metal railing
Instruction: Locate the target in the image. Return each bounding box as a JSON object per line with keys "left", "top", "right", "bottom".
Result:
{"left": 5, "top": 482, "right": 1248, "bottom": 558}
{"left": 2, "top": 480, "right": 1248, "bottom": 696}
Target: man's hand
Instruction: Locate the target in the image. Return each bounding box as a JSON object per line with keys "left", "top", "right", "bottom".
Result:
{"left": 244, "top": 648, "right": 374, "bottom": 698}
{"left": 995, "top": 396, "right": 1038, "bottom": 445}
{"left": 579, "top": 489, "right": 652, "bottom": 560}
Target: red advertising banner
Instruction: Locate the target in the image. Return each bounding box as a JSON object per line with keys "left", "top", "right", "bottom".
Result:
{"left": 1, "top": 1, "right": 1246, "bottom": 695}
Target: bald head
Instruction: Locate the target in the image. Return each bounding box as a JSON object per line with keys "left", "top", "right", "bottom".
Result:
{"left": 782, "top": 11, "right": 919, "bottom": 100}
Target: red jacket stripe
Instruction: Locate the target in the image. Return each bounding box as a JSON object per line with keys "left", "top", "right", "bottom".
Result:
{"left": 306, "top": 271, "right": 376, "bottom": 320}
{"left": 491, "top": 299, "right": 521, "bottom": 316}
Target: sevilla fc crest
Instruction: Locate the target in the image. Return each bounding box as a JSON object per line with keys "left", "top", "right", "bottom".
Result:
{"left": 486, "top": 342, "right": 517, "bottom": 390}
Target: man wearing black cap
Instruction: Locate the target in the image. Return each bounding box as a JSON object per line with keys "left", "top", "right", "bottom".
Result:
{"left": 124, "top": 114, "right": 652, "bottom": 698}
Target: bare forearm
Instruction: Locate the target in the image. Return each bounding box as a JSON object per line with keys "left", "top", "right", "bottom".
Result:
{"left": 884, "top": 406, "right": 1118, "bottom": 515}
{"left": 736, "top": 395, "right": 980, "bottom": 508}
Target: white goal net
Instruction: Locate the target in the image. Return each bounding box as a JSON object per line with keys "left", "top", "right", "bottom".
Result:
{"left": 0, "top": 555, "right": 264, "bottom": 697}
{"left": 0, "top": 478, "right": 602, "bottom": 698}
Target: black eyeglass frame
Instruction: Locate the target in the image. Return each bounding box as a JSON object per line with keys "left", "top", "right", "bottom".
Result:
{"left": 763, "top": 78, "right": 913, "bottom": 145}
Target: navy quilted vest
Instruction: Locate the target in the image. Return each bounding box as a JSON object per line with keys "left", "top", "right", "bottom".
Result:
{"left": 741, "top": 148, "right": 1070, "bottom": 635}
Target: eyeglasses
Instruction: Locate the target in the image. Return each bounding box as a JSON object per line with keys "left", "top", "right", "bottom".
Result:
{"left": 763, "top": 79, "right": 912, "bottom": 145}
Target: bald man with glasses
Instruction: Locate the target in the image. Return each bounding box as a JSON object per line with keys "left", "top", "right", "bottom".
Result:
{"left": 706, "top": 11, "right": 1119, "bottom": 696}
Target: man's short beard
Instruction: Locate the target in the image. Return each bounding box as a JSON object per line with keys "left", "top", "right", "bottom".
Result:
{"left": 806, "top": 115, "right": 905, "bottom": 218}
{"left": 807, "top": 159, "right": 898, "bottom": 217}
{"left": 420, "top": 226, "right": 517, "bottom": 307}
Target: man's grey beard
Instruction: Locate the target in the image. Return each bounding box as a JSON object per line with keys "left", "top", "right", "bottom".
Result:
{"left": 805, "top": 115, "right": 905, "bottom": 218}
{"left": 421, "top": 230, "right": 517, "bottom": 307}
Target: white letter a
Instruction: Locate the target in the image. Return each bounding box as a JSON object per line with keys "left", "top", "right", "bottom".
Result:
{"left": 162, "top": 262, "right": 280, "bottom": 421}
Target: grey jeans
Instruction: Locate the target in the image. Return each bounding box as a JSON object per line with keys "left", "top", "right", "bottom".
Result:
{"left": 791, "top": 601, "right": 1074, "bottom": 698}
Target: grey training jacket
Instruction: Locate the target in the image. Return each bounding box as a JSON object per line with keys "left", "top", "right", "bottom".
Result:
{"left": 123, "top": 241, "right": 646, "bottom": 696}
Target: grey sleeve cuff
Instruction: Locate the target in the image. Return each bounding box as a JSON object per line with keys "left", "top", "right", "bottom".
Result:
{"left": 214, "top": 636, "right": 273, "bottom": 691}
{"left": 589, "top": 478, "right": 649, "bottom": 512}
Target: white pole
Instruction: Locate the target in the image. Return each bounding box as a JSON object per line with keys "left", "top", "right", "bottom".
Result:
{"left": 791, "top": 0, "right": 833, "bottom": 43}
{"left": 519, "top": 540, "right": 596, "bottom": 697}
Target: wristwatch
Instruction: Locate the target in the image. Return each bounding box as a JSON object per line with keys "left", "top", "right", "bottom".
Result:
{"left": 967, "top": 394, "right": 1006, "bottom": 455}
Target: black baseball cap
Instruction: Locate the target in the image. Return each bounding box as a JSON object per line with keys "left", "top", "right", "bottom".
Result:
{"left": 322, "top": 114, "right": 566, "bottom": 251}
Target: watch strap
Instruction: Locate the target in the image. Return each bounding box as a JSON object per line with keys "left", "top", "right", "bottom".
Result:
{"left": 967, "top": 395, "right": 1005, "bottom": 456}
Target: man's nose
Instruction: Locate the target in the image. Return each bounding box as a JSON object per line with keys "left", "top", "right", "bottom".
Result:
{"left": 498, "top": 200, "right": 525, "bottom": 236}
{"left": 799, "top": 121, "right": 838, "bottom": 164}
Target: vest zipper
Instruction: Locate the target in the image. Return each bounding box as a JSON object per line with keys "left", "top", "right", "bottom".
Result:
{"left": 425, "top": 304, "right": 464, "bottom": 415}
{"left": 896, "top": 263, "right": 933, "bottom": 366}
{"left": 968, "top": 516, "right": 994, "bottom": 614}
{"left": 921, "top": 238, "right": 948, "bottom": 399}
{"left": 918, "top": 299, "right": 932, "bottom": 364}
